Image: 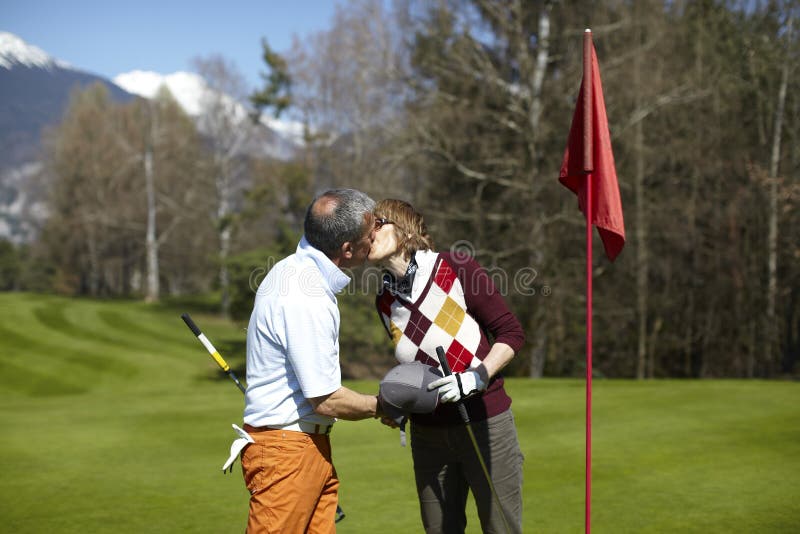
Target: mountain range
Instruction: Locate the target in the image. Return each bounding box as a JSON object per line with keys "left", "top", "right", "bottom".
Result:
{"left": 0, "top": 31, "right": 299, "bottom": 242}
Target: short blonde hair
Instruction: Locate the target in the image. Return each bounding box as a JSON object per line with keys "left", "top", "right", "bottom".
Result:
{"left": 374, "top": 199, "right": 435, "bottom": 260}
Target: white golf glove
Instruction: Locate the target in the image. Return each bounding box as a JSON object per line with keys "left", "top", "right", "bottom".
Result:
{"left": 222, "top": 423, "right": 254, "bottom": 473}
{"left": 427, "top": 368, "right": 487, "bottom": 403}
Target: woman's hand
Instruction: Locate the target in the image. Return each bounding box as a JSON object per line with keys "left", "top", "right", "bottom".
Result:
{"left": 427, "top": 369, "right": 486, "bottom": 403}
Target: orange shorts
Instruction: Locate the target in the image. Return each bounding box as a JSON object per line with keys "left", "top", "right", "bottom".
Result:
{"left": 241, "top": 425, "right": 339, "bottom": 533}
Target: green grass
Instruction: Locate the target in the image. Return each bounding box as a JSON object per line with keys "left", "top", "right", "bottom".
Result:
{"left": 0, "top": 292, "right": 798, "bottom": 532}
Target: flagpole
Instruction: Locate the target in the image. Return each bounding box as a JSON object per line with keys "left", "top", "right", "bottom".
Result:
{"left": 561, "top": 26, "right": 625, "bottom": 531}
{"left": 583, "top": 28, "right": 594, "bottom": 534}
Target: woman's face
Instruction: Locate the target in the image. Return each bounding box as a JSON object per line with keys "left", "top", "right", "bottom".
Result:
{"left": 368, "top": 217, "right": 400, "bottom": 263}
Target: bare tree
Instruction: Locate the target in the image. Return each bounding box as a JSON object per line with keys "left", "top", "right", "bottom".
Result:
{"left": 96, "top": 86, "right": 206, "bottom": 302}
{"left": 284, "top": 0, "right": 411, "bottom": 197}
{"left": 765, "top": 14, "right": 793, "bottom": 369}
{"left": 192, "top": 55, "right": 258, "bottom": 316}
{"left": 41, "top": 82, "right": 210, "bottom": 299}
{"left": 42, "top": 84, "right": 134, "bottom": 295}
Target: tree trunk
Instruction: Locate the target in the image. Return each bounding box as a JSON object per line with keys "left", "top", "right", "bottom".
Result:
{"left": 86, "top": 222, "right": 100, "bottom": 296}
{"left": 528, "top": 322, "right": 547, "bottom": 378}
{"left": 633, "top": 21, "right": 649, "bottom": 379}
{"left": 765, "top": 18, "right": 790, "bottom": 373}
{"left": 685, "top": 187, "right": 697, "bottom": 376}
{"left": 219, "top": 225, "right": 231, "bottom": 317}
{"left": 684, "top": 13, "right": 703, "bottom": 377}
{"left": 635, "top": 116, "right": 648, "bottom": 379}
{"left": 217, "top": 169, "right": 232, "bottom": 318}
{"left": 647, "top": 316, "right": 663, "bottom": 378}
{"left": 144, "top": 140, "right": 159, "bottom": 303}
{"left": 525, "top": 0, "right": 551, "bottom": 177}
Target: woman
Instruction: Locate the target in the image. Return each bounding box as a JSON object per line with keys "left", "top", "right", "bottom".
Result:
{"left": 369, "top": 199, "right": 525, "bottom": 534}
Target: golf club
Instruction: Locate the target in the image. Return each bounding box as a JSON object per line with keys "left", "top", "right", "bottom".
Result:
{"left": 181, "top": 312, "right": 345, "bottom": 523}
{"left": 181, "top": 313, "right": 246, "bottom": 393}
{"left": 435, "top": 346, "right": 511, "bottom": 534}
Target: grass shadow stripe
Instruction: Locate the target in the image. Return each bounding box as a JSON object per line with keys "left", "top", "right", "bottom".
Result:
{"left": 0, "top": 322, "right": 139, "bottom": 381}
{"left": 28, "top": 303, "right": 198, "bottom": 368}
{"left": 96, "top": 309, "right": 197, "bottom": 357}
{"left": 32, "top": 304, "right": 156, "bottom": 352}
{"left": 0, "top": 353, "right": 90, "bottom": 397}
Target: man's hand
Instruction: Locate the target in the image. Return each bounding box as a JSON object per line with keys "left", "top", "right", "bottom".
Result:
{"left": 379, "top": 416, "right": 400, "bottom": 428}
{"left": 427, "top": 368, "right": 486, "bottom": 403}
{"left": 376, "top": 393, "right": 405, "bottom": 428}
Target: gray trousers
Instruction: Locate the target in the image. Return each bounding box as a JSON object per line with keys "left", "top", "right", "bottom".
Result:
{"left": 410, "top": 409, "right": 524, "bottom": 534}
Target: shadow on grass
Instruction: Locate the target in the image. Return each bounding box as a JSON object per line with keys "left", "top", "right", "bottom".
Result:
{"left": 158, "top": 294, "right": 223, "bottom": 315}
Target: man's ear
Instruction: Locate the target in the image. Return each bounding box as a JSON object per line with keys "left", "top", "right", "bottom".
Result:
{"left": 339, "top": 241, "right": 354, "bottom": 260}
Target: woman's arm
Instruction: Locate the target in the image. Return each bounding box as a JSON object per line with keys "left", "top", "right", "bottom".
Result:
{"left": 479, "top": 341, "right": 516, "bottom": 380}
{"left": 443, "top": 251, "right": 526, "bottom": 380}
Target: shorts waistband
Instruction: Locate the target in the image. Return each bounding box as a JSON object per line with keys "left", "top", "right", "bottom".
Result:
{"left": 244, "top": 421, "right": 333, "bottom": 435}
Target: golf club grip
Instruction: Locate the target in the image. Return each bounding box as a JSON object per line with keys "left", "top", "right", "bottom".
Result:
{"left": 181, "top": 313, "right": 233, "bottom": 372}
{"left": 435, "top": 346, "right": 452, "bottom": 375}
{"left": 435, "top": 346, "right": 471, "bottom": 423}
{"left": 456, "top": 402, "right": 470, "bottom": 423}
{"left": 181, "top": 313, "right": 202, "bottom": 336}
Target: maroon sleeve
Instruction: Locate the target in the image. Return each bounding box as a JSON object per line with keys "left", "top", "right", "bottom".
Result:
{"left": 440, "top": 252, "right": 526, "bottom": 353}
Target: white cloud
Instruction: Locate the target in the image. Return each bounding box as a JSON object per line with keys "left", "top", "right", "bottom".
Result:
{"left": 113, "top": 70, "right": 208, "bottom": 116}
{"left": 113, "top": 69, "right": 305, "bottom": 145}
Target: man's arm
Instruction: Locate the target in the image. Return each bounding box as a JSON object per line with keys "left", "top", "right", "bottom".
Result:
{"left": 309, "top": 387, "right": 380, "bottom": 420}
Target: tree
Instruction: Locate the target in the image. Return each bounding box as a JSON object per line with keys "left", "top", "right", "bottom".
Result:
{"left": 392, "top": 0, "right": 572, "bottom": 376}
{"left": 250, "top": 38, "right": 292, "bottom": 120}
{"left": 264, "top": 0, "right": 800, "bottom": 379}
{"left": 0, "top": 239, "right": 20, "bottom": 290}
{"left": 283, "top": 0, "right": 412, "bottom": 196}
{"left": 117, "top": 88, "right": 210, "bottom": 301}
{"left": 764, "top": 10, "right": 793, "bottom": 371}
{"left": 41, "top": 83, "right": 214, "bottom": 298}
{"left": 192, "top": 55, "right": 260, "bottom": 316}
{"left": 41, "top": 83, "right": 134, "bottom": 295}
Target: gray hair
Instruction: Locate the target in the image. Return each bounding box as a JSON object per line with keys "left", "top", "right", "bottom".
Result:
{"left": 304, "top": 189, "right": 376, "bottom": 256}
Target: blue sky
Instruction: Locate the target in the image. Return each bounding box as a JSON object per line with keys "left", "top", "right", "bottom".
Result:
{"left": 4, "top": 0, "right": 343, "bottom": 88}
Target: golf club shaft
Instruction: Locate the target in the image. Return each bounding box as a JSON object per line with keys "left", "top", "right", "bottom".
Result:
{"left": 435, "top": 346, "right": 512, "bottom": 534}
{"left": 181, "top": 313, "right": 345, "bottom": 523}
{"left": 181, "top": 313, "right": 246, "bottom": 393}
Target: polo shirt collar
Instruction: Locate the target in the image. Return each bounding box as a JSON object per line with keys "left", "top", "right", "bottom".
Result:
{"left": 297, "top": 236, "right": 352, "bottom": 293}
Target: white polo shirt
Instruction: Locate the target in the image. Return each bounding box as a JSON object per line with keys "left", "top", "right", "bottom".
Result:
{"left": 243, "top": 236, "right": 351, "bottom": 428}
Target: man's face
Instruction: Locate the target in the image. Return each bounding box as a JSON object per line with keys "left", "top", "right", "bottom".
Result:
{"left": 342, "top": 212, "right": 376, "bottom": 267}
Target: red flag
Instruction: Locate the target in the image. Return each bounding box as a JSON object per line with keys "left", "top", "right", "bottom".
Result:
{"left": 559, "top": 42, "right": 625, "bottom": 261}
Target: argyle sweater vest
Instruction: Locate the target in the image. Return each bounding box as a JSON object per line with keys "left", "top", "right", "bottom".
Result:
{"left": 377, "top": 253, "right": 489, "bottom": 371}
{"left": 377, "top": 251, "right": 512, "bottom": 424}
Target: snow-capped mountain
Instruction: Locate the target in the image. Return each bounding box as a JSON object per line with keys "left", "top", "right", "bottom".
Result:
{"left": 0, "top": 31, "right": 70, "bottom": 70}
{"left": 0, "top": 32, "right": 301, "bottom": 242}
{"left": 0, "top": 32, "right": 136, "bottom": 168}
{"left": 0, "top": 32, "right": 137, "bottom": 242}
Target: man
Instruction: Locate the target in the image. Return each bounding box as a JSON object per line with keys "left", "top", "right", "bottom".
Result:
{"left": 241, "top": 189, "right": 382, "bottom": 533}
